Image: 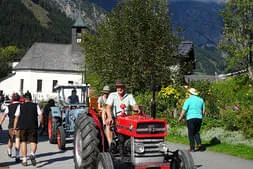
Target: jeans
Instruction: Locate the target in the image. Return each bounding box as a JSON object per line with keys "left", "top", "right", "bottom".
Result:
{"left": 187, "top": 118, "right": 202, "bottom": 150}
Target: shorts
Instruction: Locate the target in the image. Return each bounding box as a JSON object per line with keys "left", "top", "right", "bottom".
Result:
{"left": 8, "top": 128, "right": 20, "bottom": 140}
{"left": 19, "top": 129, "right": 38, "bottom": 143}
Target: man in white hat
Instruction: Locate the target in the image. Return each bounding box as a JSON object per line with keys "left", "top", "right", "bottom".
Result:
{"left": 178, "top": 88, "right": 205, "bottom": 152}
{"left": 97, "top": 85, "right": 111, "bottom": 145}
{"left": 98, "top": 85, "right": 110, "bottom": 125}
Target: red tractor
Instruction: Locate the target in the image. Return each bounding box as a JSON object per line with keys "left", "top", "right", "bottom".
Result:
{"left": 73, "top": 103, "right": 194, "bottom": 169}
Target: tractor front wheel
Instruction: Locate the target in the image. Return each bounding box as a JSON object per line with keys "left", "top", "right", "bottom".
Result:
{"left": 171, "top": 149, "right": 194, "bottom": 169}
{"left": 57, "top": 126, "right": 66, "bottom": 150}
{"left": 74, "top": 113, "right": 100, "bottom": 169}
{"left": 97, "top": 152, "right": 114, "bottom": 169}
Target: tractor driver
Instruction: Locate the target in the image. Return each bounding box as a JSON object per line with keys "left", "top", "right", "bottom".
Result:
{"left": 67, "top": 89, "right": 79, "bottom": 104}
{"left": 105, "top": 80, "right": 140, "bottom": 146}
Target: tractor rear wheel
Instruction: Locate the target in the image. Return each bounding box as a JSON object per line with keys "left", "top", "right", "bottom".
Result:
{"left": 171, "top": 149, "right": 194, "bottom": 169}
{"left": 74, "top": 113, "right": 100, "bottom": 169}
{"left": 57, "top": 126, "right": 66, "bottom": 150}
{"left": 97, "top": 152, "right": 114, "bottom": 169}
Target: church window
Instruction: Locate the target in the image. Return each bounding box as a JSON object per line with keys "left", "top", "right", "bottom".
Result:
{"left": 37, "top": 79, "right": 42, "bottom": 92}
{"left": 52, "top": 80, "right": 58, "bottom": 92}
{"left": 20, "top": 79, "right": 24, "bottom": 94}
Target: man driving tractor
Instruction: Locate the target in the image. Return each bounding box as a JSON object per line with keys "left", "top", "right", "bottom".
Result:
{"left": 105, "top": 80, "right": 140, "bottom": 146}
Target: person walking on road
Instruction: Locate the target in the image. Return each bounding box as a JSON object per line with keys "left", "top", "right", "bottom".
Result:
{"left": 178, "top": 88, "right": 205, "bottom": 152}
{"left": 39, "top": 99, "right": 55, "bottom": 136}
{"left": 0, "top": 93, "right": 21, "bottom": 162}
{"left": 13, "top": 91, "right": 43, "bottom": 166}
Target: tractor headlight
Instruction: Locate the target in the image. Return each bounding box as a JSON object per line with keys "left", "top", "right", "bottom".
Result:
{"left": 134, "top": 143, "right": 144, "bottom": 153}
{"left": 159, "top": 142, "right": 169, "bottom": 153}
{"left": 70, "top": 114, "right": 75, "bottom": 121}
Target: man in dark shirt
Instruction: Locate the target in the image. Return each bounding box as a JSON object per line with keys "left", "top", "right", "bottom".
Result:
{"left": 0, "top": 93, "right": 21, "bottom": 162}
{"left": 13, "top": 91, "right": 43, "bottom": 166}
{"left": 67, "top": 89, "right": 79, "bottom": 104}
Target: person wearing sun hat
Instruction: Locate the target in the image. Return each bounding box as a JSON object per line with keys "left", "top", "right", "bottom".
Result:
{"left": 178, "top": 87, "right": 205, "bottom": 152}
{"left": 98, "top": 85, "right": 110, "bottom": 123}
{"left": 97, "top": 85, "right": 110, "bottom": 144}
{"left": 105, "top": 80, "right": 140, "bottom": 146}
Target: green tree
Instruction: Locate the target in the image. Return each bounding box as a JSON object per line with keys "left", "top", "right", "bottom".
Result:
{"left": 0, "top": 46, "right": 23, "bottom": 78}
{"left": 82, "top": 0, "right": 180, "bottom": 92}
{"left": 219, "top": 0, "right": 253, "bottom": 78}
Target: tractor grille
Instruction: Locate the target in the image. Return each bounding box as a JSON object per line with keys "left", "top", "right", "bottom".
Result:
{"left": 136, "top": 122, "right": 165, "bottom": 134}
{"left": 132, "top": 138, "right": 165, "bottom": 165}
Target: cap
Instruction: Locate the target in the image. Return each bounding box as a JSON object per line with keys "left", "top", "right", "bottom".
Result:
{"left": 115, "top": 80, "right": 125, "bottom": 87}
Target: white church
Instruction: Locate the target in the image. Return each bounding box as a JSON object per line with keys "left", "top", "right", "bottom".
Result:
{"left": 0, "top": 15, "right": 87, "bottom": 102}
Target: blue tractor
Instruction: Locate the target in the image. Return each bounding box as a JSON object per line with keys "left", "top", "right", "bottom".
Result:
{"left": 47, "top": 84, "right": 90, "bottom": 150}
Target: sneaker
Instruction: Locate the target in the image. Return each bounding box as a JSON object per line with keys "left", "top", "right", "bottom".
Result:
{"left": 30, "top": 155, "right": 36, "bottom": 166}
{"left": 188, "top": 148, "right": 194, "bottom": 152}
{"left": 194, "top": 144, "right": 201, "bottom": 151}
{"left": 7, "top": 152, "right": 12, "bottom": 158}
{"left": 22, "top": 161, "right": 28, "bottom": 166}
{"left": 15, "top": 157, "right": 21, "bottom": 163}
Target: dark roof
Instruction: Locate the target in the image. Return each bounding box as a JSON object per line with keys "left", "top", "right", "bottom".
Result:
{"left": 177, "top": 41, "right": 194, "bottom": 56}
{"left": 184, "top": 75, "right": 217, "bottom": 83}
{"left": 14, "top": 42, "right": 84, "bottom": 72}
{"left": 73, "top": 14, "right": 87, "bottom": 28}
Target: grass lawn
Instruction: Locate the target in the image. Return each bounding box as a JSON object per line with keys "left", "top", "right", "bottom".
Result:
{"left": 166, "top": 135, "right": 253, "bottom": 160}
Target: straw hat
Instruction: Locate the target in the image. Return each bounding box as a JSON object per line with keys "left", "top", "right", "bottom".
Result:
{"left": 189, "top": 88, "right": 198, "bottom": 95}
{"left": 102, "top": 86, "right": 110, "bottom": 93}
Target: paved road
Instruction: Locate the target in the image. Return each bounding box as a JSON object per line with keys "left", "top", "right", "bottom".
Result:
{"left": 0, "top": 117, "right": 252, "bottom": 169}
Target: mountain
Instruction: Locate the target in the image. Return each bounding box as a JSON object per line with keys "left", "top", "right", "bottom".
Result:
{"left": 170, "top": 1, "right": 224, "bottom": 47}
{"left": 88, "top": 0, "right": 226, "bottom": 74}
{"left": 0, "top": 0, "right": 226, "bottom": 75}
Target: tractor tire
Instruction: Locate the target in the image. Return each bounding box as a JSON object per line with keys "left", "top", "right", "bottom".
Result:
{"left": 97, "top": 152, "right": 114, "bottom": 169}
{"left": 57, "top": 126, "right": 66, "bottom": 150}
{"left": 48, "top": 115, "right": 58, "bottom": 144}
{"left": 74, "top": 113, "right": 100, "bottom": 169}
{"left": 171, "top": 149, "right": 194, "bottom": 169}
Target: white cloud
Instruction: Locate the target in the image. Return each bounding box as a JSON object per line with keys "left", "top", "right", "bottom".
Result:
{"left": 170, "top": 0, "right": 228, "bottom": 4}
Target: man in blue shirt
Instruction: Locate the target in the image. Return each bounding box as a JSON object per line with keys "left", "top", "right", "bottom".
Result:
{"left": 178, "top": 88, "right": 205, "bottom": 152}
{"left": 67, "top": 89, "right": 79, "bottom": 104}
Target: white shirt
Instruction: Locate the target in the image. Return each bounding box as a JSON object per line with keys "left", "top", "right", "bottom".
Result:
{"left": 106, "top": 92, "right": 137, "bottom": 117}
{"left": 3, "top": 101, "right": 20, "bottom": 115}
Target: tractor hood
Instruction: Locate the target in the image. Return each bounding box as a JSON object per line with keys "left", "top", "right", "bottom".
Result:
{"left": 116, "top": 114, "right": 167, "bottom": 138}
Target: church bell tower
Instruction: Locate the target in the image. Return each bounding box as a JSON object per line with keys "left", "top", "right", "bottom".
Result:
{"left": 71, "top": 14, "right": 88, "bottom": 53}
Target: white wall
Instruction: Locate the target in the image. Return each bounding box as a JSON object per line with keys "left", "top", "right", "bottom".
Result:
{"left": 0, "top": 70, "right": 83, "bottom": 102}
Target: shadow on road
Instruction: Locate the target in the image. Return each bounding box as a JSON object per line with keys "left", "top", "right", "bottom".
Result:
{"left": 0, "top": 130, "right": 9, "bottom": 144}
{"left": 35, "top": 155, "right": 73, "bottom": 168}
{"left": 0, "top": 160, "right": 17, "bottom": 168}
{"left": 197, "top": 137, "right": 221, "bottom": 152}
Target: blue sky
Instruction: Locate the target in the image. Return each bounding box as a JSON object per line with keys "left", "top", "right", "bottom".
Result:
{"left": 170, "top": 0, "right": 227, "bottom": 3}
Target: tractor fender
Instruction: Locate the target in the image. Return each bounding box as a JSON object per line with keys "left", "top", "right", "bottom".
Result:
{"left": 70, "top": 108, "right": 88, "bottom": 119}
{"left": 50, "top": 106, "right": 62, "bottom": 118}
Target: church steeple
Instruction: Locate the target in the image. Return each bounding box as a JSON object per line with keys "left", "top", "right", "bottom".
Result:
{"left": 72, "top": 14, "right": 88, "bottom": 45}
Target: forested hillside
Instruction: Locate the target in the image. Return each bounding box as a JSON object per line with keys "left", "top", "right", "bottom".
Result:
{"left": 0, "top": 0, "right": 226, "bottom": 75}
{"left": 0, "top": 0, "right": 73, "bottom": 50}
